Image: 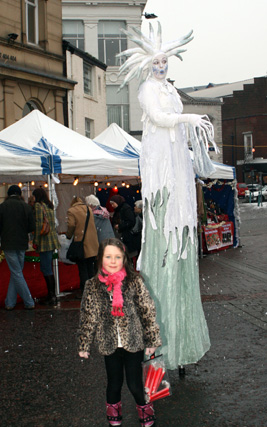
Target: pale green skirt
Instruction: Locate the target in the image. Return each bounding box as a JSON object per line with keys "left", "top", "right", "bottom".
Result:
{"left": 140, "top": 189, "right": 210, "bottom": 370}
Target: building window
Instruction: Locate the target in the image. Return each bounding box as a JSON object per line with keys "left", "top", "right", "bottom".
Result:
{"left": 98, "top": 21, "right": 127, "bottom": 66}
{"left": 25, "top": 0, "right": 38, "bottom": 44}
{"left": 22, "top": 100, "right": 42, "bottom": 117}
{"left": 244, "top": 132, "right": 253, "bottom": 160}
{"left": 85, "top": 118, "right": 93, "bottom": 139}
{"left": 62, "top": 20, "right": 84, "bottom": 50}
{"left": 106, "top": 85, "right": 129, "bottom": 132}
{"left": 83, "top": 62, "right": 93, "bottom": 95}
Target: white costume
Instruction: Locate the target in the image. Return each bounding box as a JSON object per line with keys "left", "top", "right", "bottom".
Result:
{"left": 119, "top": 23, "right": 217, "bottom": 369}
{"left": 139, "top": 78, "right": 197, "bottom": 258}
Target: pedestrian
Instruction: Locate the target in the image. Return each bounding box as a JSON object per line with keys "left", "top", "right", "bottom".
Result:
{"left": 66, "top": 196, "right": 98, "bottom": 296}
{"left": 131, "top": 199, "right": 143, "bottom": 257}
{"left": 110, "top": 195, "right": 136, "bottom": 256}
{"left": 118, "top": 22, "right": 217, "bottom": 369}
{"left": 77, "top": 237, "right": 161, "bottom": 427}
{"left": 32, "top": 188, "right": 59, "bottom": 305}
{"left": 28, "top": 195, "right": 35, "bottom": 210}
{"left": 85, "top": 194, "right": 115, "bottom": 243}
{"left": 0, "top": 185, "right": 35, "bottom": 310}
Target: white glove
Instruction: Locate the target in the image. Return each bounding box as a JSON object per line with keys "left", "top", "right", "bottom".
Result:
{"left": 177, "top": 113, "right": 212, "bottom": 132}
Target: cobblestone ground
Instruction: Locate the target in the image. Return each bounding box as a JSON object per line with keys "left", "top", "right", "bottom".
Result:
{"left": 0, "top": 200, "right": 266, "bottom": 427}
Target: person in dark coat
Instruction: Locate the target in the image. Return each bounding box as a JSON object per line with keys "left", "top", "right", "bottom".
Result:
{"left": 110, "top": 195, "right": 136, "bottom": 255}
{"left": 0, "top": 185, "right": 35, "bottom": 310}
{"left": 132, "top": 199, "right": 143, "bottom": 257}
{"left": 85, "top": 194, "right": 115, "bottom": 243}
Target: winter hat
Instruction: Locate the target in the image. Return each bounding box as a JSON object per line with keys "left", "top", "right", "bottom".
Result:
{"left": 7, "top": 185, "right": 22, "bottom": 196}
{"left": 110, "top": 195, "right": 125, "bottom": 206}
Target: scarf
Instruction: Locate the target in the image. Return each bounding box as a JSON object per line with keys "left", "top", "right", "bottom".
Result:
{"left": 93, "top": 206, "right": 110, "bottom": 219}
{"left": 98, "top": 267, "right": 127, "bottom": 316}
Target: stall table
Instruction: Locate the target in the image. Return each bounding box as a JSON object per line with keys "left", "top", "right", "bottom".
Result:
{"left": 0, "top": 251, "right": 80, "bottom": 307}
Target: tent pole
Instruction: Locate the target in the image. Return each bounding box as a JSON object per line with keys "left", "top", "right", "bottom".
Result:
{"left": 53, "top": 253, "right": 60, "bottom": 297}
{"left": 48, "top": 174, "right": 60, "bottom": 296}
{"left": 27, "top": 182, "right": 30, "bottom": 201}
{"left": 48, "top": 174, "right": 52, "bottom": 200}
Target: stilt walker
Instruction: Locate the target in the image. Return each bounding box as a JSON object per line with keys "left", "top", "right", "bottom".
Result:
{"left": 117, "top": 22, "right": 218, "bottom": 369}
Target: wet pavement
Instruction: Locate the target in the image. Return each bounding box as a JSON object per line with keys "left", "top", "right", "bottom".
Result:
{"left": 0, "top": 200, "right": 266, "bottom": 427}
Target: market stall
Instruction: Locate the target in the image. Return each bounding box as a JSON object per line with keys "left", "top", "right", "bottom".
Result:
{"left": 0, "top": 252, "right": 79, "bottom": 306}
{"left": 0, "top": 112, "right": 239, "bottom": 306}
{"left": 0, "top": 111, "right": 141, "bottom": 306}
{"left": 201, "top": 166, "right": 239, "bottom": 253}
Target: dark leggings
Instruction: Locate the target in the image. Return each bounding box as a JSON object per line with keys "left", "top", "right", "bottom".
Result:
{"left": 104, "top": 348, "right": 146, "bottom": 405}
{"left": 77, "top": 257, "right": 95, "bottom": 291}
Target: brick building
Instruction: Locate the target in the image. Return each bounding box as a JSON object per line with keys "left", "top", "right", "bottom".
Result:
{"left": 187, "top": 77, "right": 267, "bottom": 183}
{"left": 222, "top": 77, "right": 267, "bottom": 183}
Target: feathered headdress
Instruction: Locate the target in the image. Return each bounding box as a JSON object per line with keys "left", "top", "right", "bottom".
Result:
{"left": 117, "top": 21, "right": 193, "bottom": 90}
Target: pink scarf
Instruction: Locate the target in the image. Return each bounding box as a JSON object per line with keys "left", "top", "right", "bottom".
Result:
{"left": 93, "top": 206, "right": 110, "bottom": 219}
{"left": 98, "top": 267, "right": 127, "bottom": 316}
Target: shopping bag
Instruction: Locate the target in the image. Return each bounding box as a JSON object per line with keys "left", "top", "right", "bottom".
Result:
{"left": 142, "top": 354, "right": 171, "bottom": 403}
{"left": 57, "top": 235, "right": 75, "bottom": 265}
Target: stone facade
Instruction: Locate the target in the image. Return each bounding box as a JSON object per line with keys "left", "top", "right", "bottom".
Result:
{"left": 62, "top": 0, "right": 146, "bottom": 136}
{"left": 63, "top": 42, "right": 107, "bottom": 138}
{"left": 0, "top": 0, "right": 75, "bottom": 130}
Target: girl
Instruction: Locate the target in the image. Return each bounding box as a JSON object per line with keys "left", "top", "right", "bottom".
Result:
{"left": 77, "top": 238, "right": 161, "bottom": 427}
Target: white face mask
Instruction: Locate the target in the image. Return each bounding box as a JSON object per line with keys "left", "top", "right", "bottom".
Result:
{"left": 151, "top": 54, "right": 168, "bottom": 80}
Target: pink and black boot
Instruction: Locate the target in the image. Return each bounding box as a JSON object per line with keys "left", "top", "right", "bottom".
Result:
{"left": 106, "top": 402, "right": 122, "bottom": 426}
{"left": 136, "top": 403, "right": 156, "bottom": 426}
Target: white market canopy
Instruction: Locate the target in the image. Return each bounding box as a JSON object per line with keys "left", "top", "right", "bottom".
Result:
{"left": 0, "top": 110, "right": 139, "bottom": 180}
{"left": 0, "top": 111, "right": 235, "bottom": 182}
{"left": 94, "top": 122, "right": 141, "bottom": 159}
{"left": 208, "top": 161, "right": 235, "bottom": 180}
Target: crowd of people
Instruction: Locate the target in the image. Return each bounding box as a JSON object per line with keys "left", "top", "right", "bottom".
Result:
{"left": 0, "top": 187, "right": 143, "bottom": 307}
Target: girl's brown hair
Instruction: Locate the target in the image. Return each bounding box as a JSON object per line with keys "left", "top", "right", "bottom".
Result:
{"left": 96, "top": 238, "right": 136, "bottom": 280}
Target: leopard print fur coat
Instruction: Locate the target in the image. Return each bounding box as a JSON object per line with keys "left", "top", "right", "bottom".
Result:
{"left": 77, "top": 274, "right": 162, "bottom": 355}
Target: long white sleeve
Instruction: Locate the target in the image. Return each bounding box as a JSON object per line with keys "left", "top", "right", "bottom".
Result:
{"left": 138, "top": 79, "right": 181, "bottom": 128}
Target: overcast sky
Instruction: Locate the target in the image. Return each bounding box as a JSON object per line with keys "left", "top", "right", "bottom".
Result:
{"left": 142, "top": 0, "right": 267, "bottom": 89}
